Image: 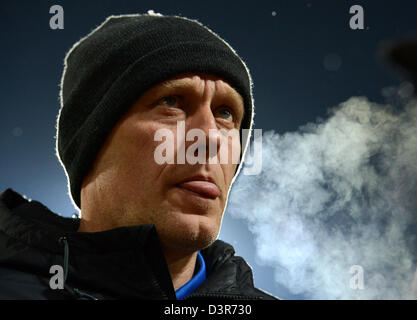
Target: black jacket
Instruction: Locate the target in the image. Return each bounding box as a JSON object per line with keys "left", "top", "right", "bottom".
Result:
{"left": 0, "top": 188, "right": 277, "bottom": 300}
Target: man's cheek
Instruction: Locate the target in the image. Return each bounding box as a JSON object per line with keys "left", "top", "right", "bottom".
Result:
{"left": 132, "top": 129, "right": 161, "bottom": 158}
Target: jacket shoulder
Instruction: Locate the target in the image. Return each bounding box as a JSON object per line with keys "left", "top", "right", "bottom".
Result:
{"left": 198, "top": 240, "right": 279, "bottom": 300}
{"left": 231, "top": 255, "right": 279, "bottom": 300}
{"left": 0, "top": 188, "right": 28, "bottom": 209}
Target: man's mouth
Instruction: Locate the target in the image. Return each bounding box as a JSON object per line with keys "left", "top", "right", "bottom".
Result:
{"left": 176, "top": 177, "right": 220, "bottom": 199}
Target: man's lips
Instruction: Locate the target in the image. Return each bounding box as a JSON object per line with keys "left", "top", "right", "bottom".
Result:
{"left": 176, "top": 180, "right": 220, "bottom": 199}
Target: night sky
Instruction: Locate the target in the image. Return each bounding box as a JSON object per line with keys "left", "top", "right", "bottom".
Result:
{"left": 1, "top": 1, "right": 416, "bottom": 299}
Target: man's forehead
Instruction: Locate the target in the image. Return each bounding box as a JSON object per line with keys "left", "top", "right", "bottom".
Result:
{"left": 157, "top": 74, "right": 244, "bottom": 105}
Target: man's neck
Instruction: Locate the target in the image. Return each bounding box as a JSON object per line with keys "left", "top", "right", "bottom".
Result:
{"left": 162, "top": 246, "right": 198, "bottom": 291}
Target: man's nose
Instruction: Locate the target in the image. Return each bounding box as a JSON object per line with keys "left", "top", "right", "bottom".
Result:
{"left": 186, "top": 103, "right": 221, "bottom": 158}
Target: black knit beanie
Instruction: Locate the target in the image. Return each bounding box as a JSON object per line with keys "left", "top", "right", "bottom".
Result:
{"left": 56, "top": 11, "right": 255, "bottom": 209}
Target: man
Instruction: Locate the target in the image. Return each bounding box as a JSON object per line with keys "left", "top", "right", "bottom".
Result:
{"left": 0, "top": 12, "right": 277, "bottom": 300}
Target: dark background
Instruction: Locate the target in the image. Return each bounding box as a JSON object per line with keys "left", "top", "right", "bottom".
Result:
{"left": 1, "top": 0, "right": 416, "bottom": 299}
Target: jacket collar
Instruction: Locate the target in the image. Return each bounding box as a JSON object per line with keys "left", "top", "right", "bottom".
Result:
{"left": 0, "top": 188, "right": 261, "bottom": 299}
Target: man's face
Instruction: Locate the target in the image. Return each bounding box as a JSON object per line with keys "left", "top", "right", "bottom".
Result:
{"left": 81, "top": 73, "right": 245, "bottom": 252}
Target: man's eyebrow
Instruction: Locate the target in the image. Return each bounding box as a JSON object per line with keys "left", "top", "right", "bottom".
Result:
{"left": 159, "top": 79, "right": 245, "bottom": 108}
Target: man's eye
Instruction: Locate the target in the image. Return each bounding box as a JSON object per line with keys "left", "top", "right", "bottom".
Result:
{"left": 159, "top": 95, "right": 180, "bottom": 107}
{"left": 216, "top": 107, "right": 234, "bottom": 122}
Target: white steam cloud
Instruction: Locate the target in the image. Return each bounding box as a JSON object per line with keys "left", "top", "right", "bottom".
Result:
{"left": 229, "top": 89, "right": 417, "bottom": 299}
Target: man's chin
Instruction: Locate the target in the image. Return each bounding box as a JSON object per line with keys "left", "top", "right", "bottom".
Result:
{"left": 168, "top": 238, "right": 215, "bottom": 254}
{"left": 157, "top": 224, "right": 219, "bottom": 253}
{"left": 152, "top": 207, "right": 223, "bottom": 252}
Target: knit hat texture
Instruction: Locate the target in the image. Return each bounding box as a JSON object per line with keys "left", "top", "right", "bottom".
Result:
{"left": 56, "top": 11, "right": 255, "bottom": 209}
